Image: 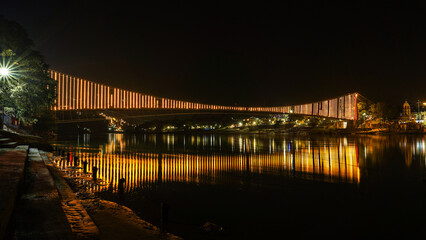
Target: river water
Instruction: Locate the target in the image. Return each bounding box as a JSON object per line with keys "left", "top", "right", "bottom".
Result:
{"left": 53, "top": 133, "right": 426, "bottom": 239}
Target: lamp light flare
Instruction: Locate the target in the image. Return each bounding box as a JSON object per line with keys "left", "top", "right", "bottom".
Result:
{"left": 0, "top": 68, "right": 9, "bottom": 76}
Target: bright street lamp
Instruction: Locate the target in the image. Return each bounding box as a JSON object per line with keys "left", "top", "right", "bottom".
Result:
{"left": 0, "top": 68, "right": 9, "bottom": 77}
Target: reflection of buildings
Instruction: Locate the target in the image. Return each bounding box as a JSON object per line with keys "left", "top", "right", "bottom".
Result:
{"left": 54, "top": 138, "right": 361, "bottom": 193}
{"left": 360, "top": 135, "right": 425, "bottom": 168}
{"left": 399, "top": 136, "right": 426, "bottom": 167}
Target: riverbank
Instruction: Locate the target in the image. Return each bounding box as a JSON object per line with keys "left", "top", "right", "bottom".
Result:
{"left": 123, "top": 126, "right": 426, "bottom": 136}
{"left": 45, "top": 151, "right": 182, "bottom": 240}
{"left": 45, "top": 150, "right": 183, "bottom": 240}
{"left": 0, "top": 129, "right": 182, "bottom": 240}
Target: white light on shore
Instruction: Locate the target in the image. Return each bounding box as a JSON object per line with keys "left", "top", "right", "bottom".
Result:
{"left": 0, "top": 68, "right": 9, "bottom": 77}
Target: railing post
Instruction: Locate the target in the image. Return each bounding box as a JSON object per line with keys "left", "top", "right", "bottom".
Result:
{"left": 74, "top": 156, "right": 79, "bottom": 167}
{"left": 83, "top": 160, "right": 88, "bottom": 173}
{"left": 92, "top": 166, "right": 98, "bottom": 181}
{"left": 118, "top": 178, "right": 126, "bottom": 201}
{"left": 160, "top": 202, "right": 169, "bottom": 233}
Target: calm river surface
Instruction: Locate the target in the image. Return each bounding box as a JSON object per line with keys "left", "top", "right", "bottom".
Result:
{"left": 53, "top": 133, "right": 426, "bottom": 239}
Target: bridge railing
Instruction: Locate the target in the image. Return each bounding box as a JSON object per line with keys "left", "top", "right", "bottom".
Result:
{"left": 49, "top": 70, "right": 358, "bottom": 120}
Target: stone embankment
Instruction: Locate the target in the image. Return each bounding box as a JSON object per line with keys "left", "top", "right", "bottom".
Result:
{"left": 0, "top": 131, "right": 182, "bottom": 240}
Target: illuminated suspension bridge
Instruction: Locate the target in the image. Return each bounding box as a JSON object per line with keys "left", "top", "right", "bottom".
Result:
{"left": 50, "top": 70, "right": 358, "bottom": 120}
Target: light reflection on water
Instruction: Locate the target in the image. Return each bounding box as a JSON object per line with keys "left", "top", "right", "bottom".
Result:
{"left": 53, "top": 134, "right": 426, "bottom": 194}
{"left": 52, "top": 133, "right": 426, "bottom": 239}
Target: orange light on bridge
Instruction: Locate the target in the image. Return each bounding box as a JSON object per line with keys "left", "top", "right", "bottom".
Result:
{"left": 50, "top": 70, "right": 357, "bottom": 120}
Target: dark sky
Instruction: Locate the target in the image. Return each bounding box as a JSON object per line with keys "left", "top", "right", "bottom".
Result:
{"left": 1, "top": 1, "right": 425, "bottom": 106}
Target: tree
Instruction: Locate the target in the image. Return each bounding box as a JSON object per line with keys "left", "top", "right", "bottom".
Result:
{"left": 0, "top": 15, "right": 56, "bottom": 125}
{"left": 32, "top": 109, "right": 57, "bottom": 137}
{"left": 357, "top": 100, "right": 371, "bottom": 120}
{"left": 369, "top": 102, "right": 399, "bottom": 121}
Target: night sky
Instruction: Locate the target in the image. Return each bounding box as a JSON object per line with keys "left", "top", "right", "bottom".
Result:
{"left": 1, "top": 1, "right": 425, "bottom": 107}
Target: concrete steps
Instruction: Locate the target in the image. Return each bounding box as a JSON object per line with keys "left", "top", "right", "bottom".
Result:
{"left": 0, "top": 138, "right": 17, "bottom": 149}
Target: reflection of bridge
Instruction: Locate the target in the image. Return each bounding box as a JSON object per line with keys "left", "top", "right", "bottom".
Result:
{"left": 52, "top": 136, "right": 360, "bottom": 193}
{"left": 50, "top": 70, "right": 358, "bottom": 120}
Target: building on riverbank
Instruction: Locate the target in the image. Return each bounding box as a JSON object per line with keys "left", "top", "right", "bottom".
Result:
{"left": 400, "top": 100, "right": 415, "bottom": 123}
{"left": 395, "top": 100, "right": 425, "bottom": 132}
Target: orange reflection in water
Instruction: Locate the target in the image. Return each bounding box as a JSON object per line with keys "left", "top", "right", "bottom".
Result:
{"left": 53, "top": 137, "right": 360, "bottom": 193}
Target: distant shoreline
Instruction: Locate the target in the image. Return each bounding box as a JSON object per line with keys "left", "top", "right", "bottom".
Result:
{"left": 122, "top": 126, "right": 426, "bottom": 135}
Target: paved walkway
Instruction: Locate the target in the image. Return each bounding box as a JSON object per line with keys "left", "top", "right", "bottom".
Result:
{"left": 0, "top": 147, "right": 28, "bottom": 240}
{"left": 7, "top": 148, "right": 74, "bottom": 240}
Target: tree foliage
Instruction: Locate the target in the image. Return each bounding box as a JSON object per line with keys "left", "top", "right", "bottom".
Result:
{"left": 369, "top": 102, "right": 386, "bottom": 120}
{"left": 357, "top": 100, "right": 371, "bottom": 120}
{"left": 368, "top": 102, "right": 399, "bottom": 121}
{"left": 0, "top": 15, "right": 56, "bottom": 124}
